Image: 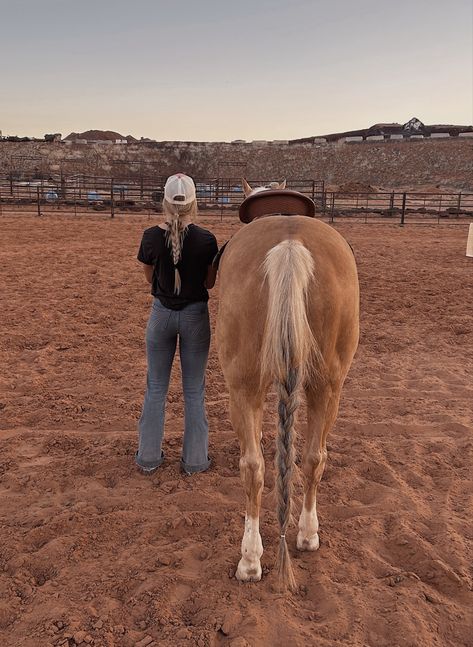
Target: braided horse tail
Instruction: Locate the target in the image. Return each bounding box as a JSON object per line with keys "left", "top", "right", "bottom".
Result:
{"left": 261, "top": 239, "right": 321, "bottom": 590}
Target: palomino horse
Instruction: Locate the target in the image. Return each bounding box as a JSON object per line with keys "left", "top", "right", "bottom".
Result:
{"left": 216, "top": 179, "right": 359, "bottom": 590}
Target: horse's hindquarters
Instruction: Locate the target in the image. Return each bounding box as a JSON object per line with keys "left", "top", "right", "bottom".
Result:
{"left": 217, "top": 216, "right": 359, "bottom": 383}
{"left": 216, "top": 216, "right": 359, "bottom": 590}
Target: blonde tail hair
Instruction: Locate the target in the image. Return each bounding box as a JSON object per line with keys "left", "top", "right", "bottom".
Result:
{"left": 162, "top": 198, "right": 197, "bottom": 294}
{"left": 261, "top": 239, "right": 322, "bottom": 591}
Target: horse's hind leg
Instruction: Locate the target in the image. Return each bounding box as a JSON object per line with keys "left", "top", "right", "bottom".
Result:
{"left": 229, "top": 386, "right": 265, "bottom": 582}
{"left": 297, "top": 381, "right": 342, "bottom": 551}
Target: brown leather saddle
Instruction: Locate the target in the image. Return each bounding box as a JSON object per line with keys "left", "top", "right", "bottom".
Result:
{"left": 213, "top": 190, "right": 317, "bottom": 270}
{"left": 239, "top": 189, "right": 316, "bottom": 224}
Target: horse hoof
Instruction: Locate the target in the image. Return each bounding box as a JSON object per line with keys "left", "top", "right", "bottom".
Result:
{"left": 235, "top": 559, "right": 262, "bottom": 582}
{"left": 297, "top": 532, "right": 320, "bottom": 551}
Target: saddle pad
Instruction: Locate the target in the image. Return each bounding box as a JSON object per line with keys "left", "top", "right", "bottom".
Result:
{"left": 239, "top": 189, "right": 316, "bottom": 224}
{"left": 212, "top": 240, "right": 229, "bottom": 270}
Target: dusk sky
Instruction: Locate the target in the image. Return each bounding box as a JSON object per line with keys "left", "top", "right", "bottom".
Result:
{"left": 1, "top": 0, "right": 472, "bottom": 141}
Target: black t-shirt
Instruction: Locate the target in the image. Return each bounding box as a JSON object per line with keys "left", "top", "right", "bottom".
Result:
{"left": 137, "top": 224, "right": 218, "bottom": 310}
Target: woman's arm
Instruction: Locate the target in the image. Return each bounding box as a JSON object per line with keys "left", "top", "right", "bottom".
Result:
{"left": 142, "top": 263, "right": 154, "bottom": 284}
{"left": 204, "top": 265, "right": 217, "bottom": 289}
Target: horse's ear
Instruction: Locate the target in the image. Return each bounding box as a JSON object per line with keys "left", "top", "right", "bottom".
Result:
{"left": 242, "top": 178, "right": 253, "bottom": 197}
{"left": 279, "top": 179, "right": 287, "bottom": 189}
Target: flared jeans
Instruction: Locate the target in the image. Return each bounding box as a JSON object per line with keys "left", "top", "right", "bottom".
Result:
{"left": 136, "top": 298, "right": 211, "bottom": 473}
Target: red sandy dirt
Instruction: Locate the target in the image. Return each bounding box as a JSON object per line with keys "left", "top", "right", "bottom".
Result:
{"left": 1, "top": 213, "right": 472, "bottom": 647}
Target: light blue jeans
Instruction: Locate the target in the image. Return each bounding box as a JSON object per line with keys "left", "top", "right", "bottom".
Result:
{"left": 136, "top": 298, "right": 211, "bottom": 473}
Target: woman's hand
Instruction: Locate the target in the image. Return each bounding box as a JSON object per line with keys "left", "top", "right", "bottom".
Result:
{"left": 204, "top": 265, "right": 217, "bottom": 289}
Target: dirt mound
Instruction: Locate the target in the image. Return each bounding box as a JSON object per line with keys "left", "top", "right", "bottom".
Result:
{"left": 64, "top": 130, "right": 137, "bottom": 142}
{"left": 337, "top": 181, "right": 377, "bottom": 193}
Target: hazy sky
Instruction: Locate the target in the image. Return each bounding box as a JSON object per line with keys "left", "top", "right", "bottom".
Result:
{"left": 1, "top": 0, "right": 472, "bottom": 140}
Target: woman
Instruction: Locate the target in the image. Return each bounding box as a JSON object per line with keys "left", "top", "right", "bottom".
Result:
{"left": 136, "top": 173, "right": 218, "bottom": 475}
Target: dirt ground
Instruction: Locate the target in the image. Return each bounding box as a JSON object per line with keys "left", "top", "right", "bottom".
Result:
{"left": 1, "top": 213, "right": 472, "bottom": 647}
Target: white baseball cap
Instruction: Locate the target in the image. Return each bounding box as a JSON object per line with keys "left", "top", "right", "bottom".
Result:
{"left": 164, "top": 173, "right": 196, "bottom": 205}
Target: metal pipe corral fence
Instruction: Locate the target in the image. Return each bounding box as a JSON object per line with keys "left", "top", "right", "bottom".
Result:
{"left": 0, "top": 175, "right": 472, "bottom": 224}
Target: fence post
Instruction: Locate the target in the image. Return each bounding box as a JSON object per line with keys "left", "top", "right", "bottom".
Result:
{"left": 457, "top": 192, "right": 462, "bottom": 214}
{"left": 110, "top": 178, "right": 115, "bottom": 218}
{"left": 0, "top": 191, "right": 2, "bottom": 216}
{"left": 331, "top": 192, "right": 336, "bottom": 223}
{"left": 311, "top": 180, "right": 315, "bottom": 201}
{"left": 61, "top": 171, "right": 66, "bottom": 200}
{"left": 400, "top": 192, "right": 406, "bottom": 225}
{"left": 36, "top": 186, "right": 41, "bottom": 217}
{"left": 390, "top": 191, "right": 394, "bottom": 210}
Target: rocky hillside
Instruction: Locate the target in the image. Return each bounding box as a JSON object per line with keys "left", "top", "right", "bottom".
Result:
{"left": 1, "top": 138, "right": 472, "bottom": 191}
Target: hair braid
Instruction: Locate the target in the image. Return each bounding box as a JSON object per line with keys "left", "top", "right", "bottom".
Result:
{"left": 163, "top": 198, "right": 196, "bottom": 294}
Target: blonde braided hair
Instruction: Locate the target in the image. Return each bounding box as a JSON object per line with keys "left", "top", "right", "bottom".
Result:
{"left": 162, "top": 198, "right": 198, "bottom": 294}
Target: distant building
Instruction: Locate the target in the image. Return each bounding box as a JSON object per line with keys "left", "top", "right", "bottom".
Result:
{"left": 289, "top": 117, "right": 473, "bottom": 144}
{"left": 403, "top": 117, "right": 424, "bottom": 132}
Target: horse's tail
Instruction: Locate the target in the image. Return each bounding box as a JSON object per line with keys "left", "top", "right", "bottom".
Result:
{"left": 261, "top": 239, "right": 320, "bottom": 591}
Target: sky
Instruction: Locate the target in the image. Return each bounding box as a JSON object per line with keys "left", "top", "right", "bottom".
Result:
{"left": 1, "top": 0, "right": 472, "bottom": 141}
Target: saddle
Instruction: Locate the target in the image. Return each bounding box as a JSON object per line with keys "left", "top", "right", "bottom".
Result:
{"left": 213, "top": 190, "right": 317, "bottom": 270}
{"left": 239, "top": 189, "right": 316, "bottom": 224}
